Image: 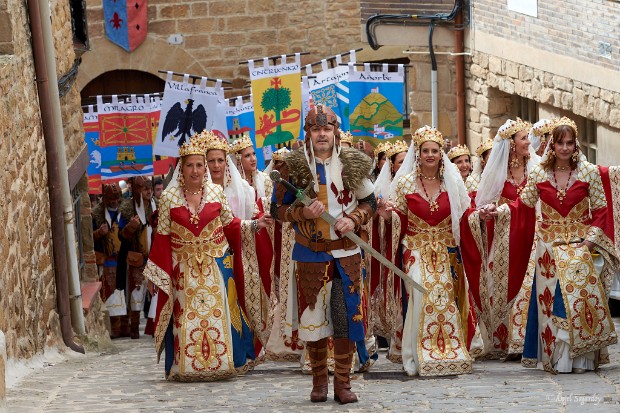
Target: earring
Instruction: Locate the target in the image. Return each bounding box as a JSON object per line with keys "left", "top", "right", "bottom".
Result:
{"left": 572, "top": 151, "right": 579, "bottom": 162}
{"left": 415, "top": 157, "right": 422, "bottom": 177}
{"left": 510, "top": 141, "right": 516, "bottom": 152}
{"left": 439, "top": 159, "right": 444, "bottom": 179}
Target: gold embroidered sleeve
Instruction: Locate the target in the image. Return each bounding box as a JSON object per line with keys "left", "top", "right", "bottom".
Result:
{"left": 157, "top": 192, "right": 172, "bottom": 235}
{"left": 219, "top": 188, "right": 235, "bottom": 226}
{"left": 585, "top": 163, "right": 607, "bottom": 210}
{"left": 521, "top": 166, "right": 542, "bottom": 208}
{"left": 394, "top": 174, "right": 414, "bottom": 215}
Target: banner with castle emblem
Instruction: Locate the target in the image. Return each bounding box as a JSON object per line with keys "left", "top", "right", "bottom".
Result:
{"left": 348, "top": 63, "right": 405, "bottom": 145}
{"left": 84, "top": 106, "right": 102, "bottom": 194}
{"left": 248, "top": 54, "right": 302, "bottom": 147}
{"left": 103, "top": 0, "right": 147, "bottom": 52}
{"left": 97, "top": 96, "right": 153, "bottom": 181}
{"left": 154, "top": 73, "right": 225, "bottom": 157}
{"left": 226, "top": 98, "right": 268, "bottom": 170}
{"left": 305, "top": 51, "right": 356, "bottom": 132}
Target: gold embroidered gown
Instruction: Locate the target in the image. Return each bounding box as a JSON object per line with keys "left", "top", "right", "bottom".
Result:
{"left": 393, "top": 173, "right": 473, "bottom": 376}
{"left": 144, "top": 182, "right": 255, "bottom": 381}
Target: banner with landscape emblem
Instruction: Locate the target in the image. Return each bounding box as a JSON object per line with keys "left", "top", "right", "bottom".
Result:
{"left": 348, "top": 63, "right": 405, "bottom": 145}
{"left": 248, "top": 54, "right": 302, "bottom": 147}
{"left": 97, "top": 95, "right": 153, "bottom": 181}
{"left": 154, "top": 73, "right": 224, "bottom": 157}
{"left": 83, "top": 106, "right": 102, "bottom": 194}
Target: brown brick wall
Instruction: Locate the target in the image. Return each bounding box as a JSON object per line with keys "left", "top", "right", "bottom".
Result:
{"left": 474, "top": 0, "right": 620, "bottom": 70}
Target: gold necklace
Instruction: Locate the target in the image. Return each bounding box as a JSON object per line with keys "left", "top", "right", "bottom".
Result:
{"left": 419, "top": 178, "right": 439, "bottom": 213}
{"left": 554, "top": 169, "right": 573, "bottom": 204}
{"left": 555, "top": 164, "right": 569, "bottom": 171}
{"left": 421, "top": 174, "right": 437, "bottom": 180}
{"left": 183, "top": 185, "right": 202, "bottom": 196}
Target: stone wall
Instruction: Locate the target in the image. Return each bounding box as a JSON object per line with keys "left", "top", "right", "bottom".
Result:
{"left": 0, "top": 0, "right": 101, "bottom": 399}
{"left": 80, "top": 0, "right": 365, "bottom": 94}
{"left": 465, "top": 51, "right": 620, "bottom": 148}
{"left": 474, "top": 0, "right": 620, "bottom": 70}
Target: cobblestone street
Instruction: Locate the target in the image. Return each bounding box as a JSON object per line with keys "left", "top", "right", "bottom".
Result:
{"left": 4, "top": 319, "right": 620, "bottom": 413}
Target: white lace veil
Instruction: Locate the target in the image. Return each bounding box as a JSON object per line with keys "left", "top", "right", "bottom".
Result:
{"left": 389, "top": 128, "right": 470, "bottom": 244}
{"left": 374, "top": 159, "right": 393, "bottom": 200}
{"left": 475, "top": 121, "right": 541, "bottom": 207}
{"left": 224, "top": 154, "right": 255, "bottom": 220}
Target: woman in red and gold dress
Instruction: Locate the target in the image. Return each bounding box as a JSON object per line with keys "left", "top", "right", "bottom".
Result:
{"left": 461, "top": 118, "right": 539, "bottom": 359}
{"left": 144, "top": 132, "right": 273, "bottom": 381}
{"left": 514, "top": 117, "right": 618, "bottom": 373}
{"left": 377, "top": 126, "right": 484, "bottom": 376}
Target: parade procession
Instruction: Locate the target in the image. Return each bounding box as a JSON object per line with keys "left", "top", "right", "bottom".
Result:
{"left": 2, "top": 0, "right": 620, "bottom": 411}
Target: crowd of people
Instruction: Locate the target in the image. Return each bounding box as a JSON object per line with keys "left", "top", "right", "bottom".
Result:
{"left": 92, "top": 105, "right": 620, "bottom": 404}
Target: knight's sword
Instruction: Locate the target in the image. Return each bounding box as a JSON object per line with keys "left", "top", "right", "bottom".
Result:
{"left": 270, "top": 170, "right": 426, "bottom": 294}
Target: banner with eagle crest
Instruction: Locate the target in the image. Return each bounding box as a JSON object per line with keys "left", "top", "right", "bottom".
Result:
{"left": 154, "top": 72, "right": 225, "bottom": 157}
{"left": 248, "top": 54, "right": 302, "bottom": 148}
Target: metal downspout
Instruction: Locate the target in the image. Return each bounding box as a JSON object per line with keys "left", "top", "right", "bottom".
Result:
{"left": 26, "top": 0, "right": 85, "bottom": 353}
{"left": 455, "top": 7, "right": 466, "bottom": 145}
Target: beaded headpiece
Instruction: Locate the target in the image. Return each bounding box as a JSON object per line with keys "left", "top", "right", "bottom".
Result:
{"left": 530, "top": 119, "right": 555, "bottom": 138}
{"left": 447, "top": 144, "right": 471, "bottom": 161}
{"left": 553, "top": 116, "right": 579, "bottom": 137}
{"left": 374, "top": 141, "right": 391, "bottom": 158}
{"left": 202, "top": 130, "right": 230, "bottom": 153}
{"left": 229, "top": 134, "right": 254, "bottom": 155}
{"left": 475, "top": 139, "right": 493, "bottom": 157}
{"left": 179, "top": 132, "right": 209, "bottom": 157}
{"left": 304, "top": 104, "right": 339, "bottom": 132}
{"left": 339, "top": 130, "right": 354, "bottom": 146}
{"left": 271, "top": 147, "right": 290, "bottom": 162}
{"left": 497, "top": 118, "right": 531, "bottom": 140}
{"left": 386, "top": 140, "right": 409, "bottom": 159}
{"left": 413, "top": 125, "right": 444, "bottom": 149}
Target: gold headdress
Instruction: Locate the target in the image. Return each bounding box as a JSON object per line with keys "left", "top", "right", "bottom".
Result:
{"left": 447, "top": 144, "right": 471, "bottom": 161}
{"left": 271, "top": 147, "right": 290, "bottom": 162}
{"left": 202, "top": 130, "right": 229, "bottom": 153}
{"left": 339, "top": 130, "right": 354, "bottom": 145}
{"left": 413, "top": 125, "right": 444, "bottom": 149}
{"left": 475, "top": 139, "right": 493, "bottom": 157}
{"left": 530, "top": 119, "right": 555, "bottom": 137}
{"left": 179, "top": 132, "right": 208, "bottom": 157}
{"left": 230, "top": 133, "right": 254, "bottom": 155}
{"left": 386, "top": 140, "right": 408, "bottom": 159}
{"left": 497, "top": 118, "right": 531, "bottom": 140}
{"left": 553, "top": 116, "right": 579, "bottom": 137}
{"left": 374, "top": 141, "right": 391, "bottom": 158}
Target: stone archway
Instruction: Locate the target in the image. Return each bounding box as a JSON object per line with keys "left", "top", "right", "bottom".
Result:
{"left": 76, "top": 36, "right": 204, "bottom": 92}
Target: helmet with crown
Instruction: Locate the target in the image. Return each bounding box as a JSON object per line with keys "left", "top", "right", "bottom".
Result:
{"left": 475, "top": 139, "right": 493, "bottom": 157}
{"left": 497, "top": 118, "right": 531, "bottom": 140}
{"left": 179, "top": 131, "right": 209, "bottom": 157}
{"left": 339, "top": 130, "right": 354, "bottom": 146}
{"left": 271, "top": 147, "right": 290, "bottom": 162}
{"left": 201, "top": 130, "right": 229, "bottom": 153}
{"left": 413, "top": 125, "right": 444, "bottom": 149}
{"left": 386, "top": 140, "right": 409, "bottom": 159}
{"left": 230, "top": 133, "right": 254, "bottom": 156}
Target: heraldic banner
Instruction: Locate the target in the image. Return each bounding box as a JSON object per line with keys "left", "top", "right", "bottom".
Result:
{"left": 154, "top": 72, "right": 224, "bottom": 157}
{"left": 305, "top": 50, "right": 357, "bottom": 132}
{"left": 103, "top": 0, "right": 147, "bottom": 52}
{"left": 249, "top": 54, "right": 302, "bottom": 147}
{"left": 348, "top": 63, "right": 405, "bottom": 145}
{"left": 226, "top": 97, "right": 270, "bottom": 170}
{"left": 97, "top": 96, "right": 154, "bottom": 181}
{"left": 149, "top": 96, "right": 175, "bottom": 175}
{"left": 84, "top": 106, "right": 102, "bottom": 194}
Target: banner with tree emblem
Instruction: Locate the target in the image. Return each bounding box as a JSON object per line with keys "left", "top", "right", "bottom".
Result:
{"left": 226, "top": 97, "right": 276, "bottom": 170}
{"left": 305, "top": 51, "right": 356, "bottom": 132}
{"left": 154, "top": 72, "right": 224, "bottom": 157}
{"left": 348, "top": 63, "right": 405, "bottom": 145}
{"left": 97, "top": 95, "right": 154, "bottom": 181}
{"left": 103, "top": 0, "right": 147, "bottom": 52}
{"left": 248, "top": 54, "right": 302, "bottom": 147}
{"left": 84, "top": 106, "right": 102, "bottom": 194}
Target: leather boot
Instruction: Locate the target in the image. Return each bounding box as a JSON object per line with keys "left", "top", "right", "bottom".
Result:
{"left": 306, "top": 338, "right": 329, "bottom": 402}
{"left": 333, "top": 338, "right": 358, "bottom": 404}
{"left": 130, "top": 311, "right": 141, "bottom": 339}
{"left": 110, "top": 316, "right": 121, "bottom": 339}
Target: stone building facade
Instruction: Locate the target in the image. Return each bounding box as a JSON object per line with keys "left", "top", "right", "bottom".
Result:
{"left": 467, "top": 0, "right": 620, "bottom": 165}
{"left": 0, "top": 0, "right": 108, "bottom": 401}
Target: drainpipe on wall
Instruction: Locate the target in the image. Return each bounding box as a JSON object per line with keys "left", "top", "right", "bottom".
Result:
{"left": 26, "top": 0, "right": 85, "bottom": 353}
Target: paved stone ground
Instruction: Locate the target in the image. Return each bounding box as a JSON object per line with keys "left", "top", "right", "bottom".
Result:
{"left": 5, "top": 320, "right": 620, "bottom": 413}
